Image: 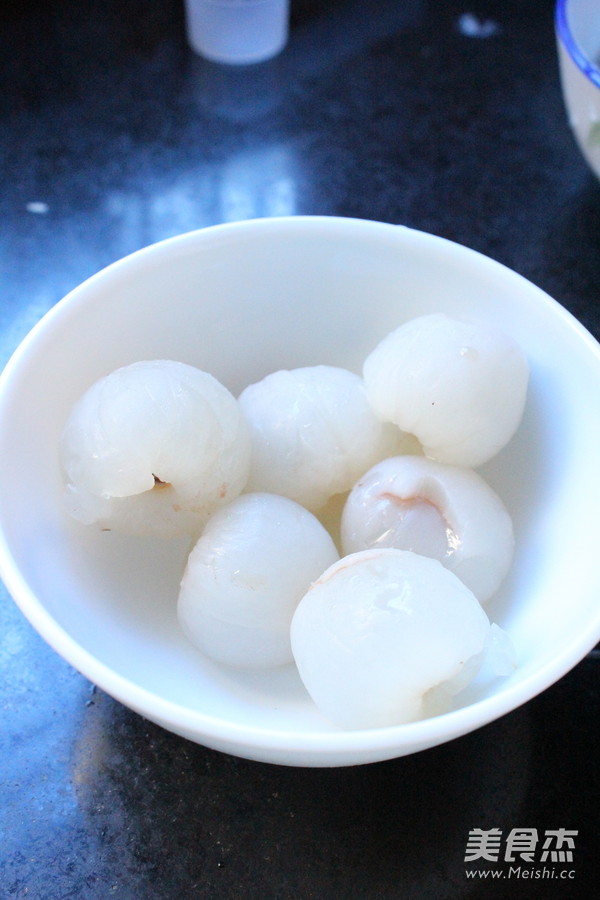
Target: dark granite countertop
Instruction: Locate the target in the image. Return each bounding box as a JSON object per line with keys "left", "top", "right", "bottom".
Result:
{"left": 1, "top": 1, "right": 598, "bottom": 897}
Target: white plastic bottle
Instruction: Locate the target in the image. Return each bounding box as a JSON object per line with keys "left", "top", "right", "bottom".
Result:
{"left": 184, "top": 0, "right": 290, "bottom": 64}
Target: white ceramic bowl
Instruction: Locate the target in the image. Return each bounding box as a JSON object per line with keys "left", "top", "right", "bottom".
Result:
{"left": 1, "top": 216, "right": 599, "bottom": 767}
{"left": 556, "top": 0, "right": 600, "bottom": 179}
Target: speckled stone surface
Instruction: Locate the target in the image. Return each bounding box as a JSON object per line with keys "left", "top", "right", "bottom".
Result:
{"left": 1, "top": 1, "right": 599, "bottom": 897}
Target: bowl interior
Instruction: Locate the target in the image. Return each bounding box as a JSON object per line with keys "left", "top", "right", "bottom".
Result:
{"left": 1, "top": 216, "right": 600, "bottom": 765}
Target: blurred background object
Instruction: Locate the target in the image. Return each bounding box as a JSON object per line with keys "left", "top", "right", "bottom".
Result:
{"left": 556, "top": 0, "right": 600, "bottom": 180}
{"left": 184, "top": 0, "right": 290, "bottom": 64}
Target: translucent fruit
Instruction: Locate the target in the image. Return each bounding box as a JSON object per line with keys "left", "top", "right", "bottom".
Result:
{"left": 363, "top": 313, "right": 529, "bottom": 468}
{"left": 60, "top": 359, "right": 251, "bottom": 537}
{"left": 238, "top": 365, "right": 400, "bottom": 511}
{"left": 290, "top": 548, "right": 491, "bottom": 729}
{"left": 178, "top": 493, "right": 340, "bottom": 669}
{"left": 340, "top": 455, "right": 514, "bottom": 603}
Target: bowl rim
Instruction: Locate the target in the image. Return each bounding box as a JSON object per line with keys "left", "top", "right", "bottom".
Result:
{"left": 1, "top": 214, "right": 600, "bottom": 764}
{"left": 556, "top": 0, "right": 600, "bottom": 87}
